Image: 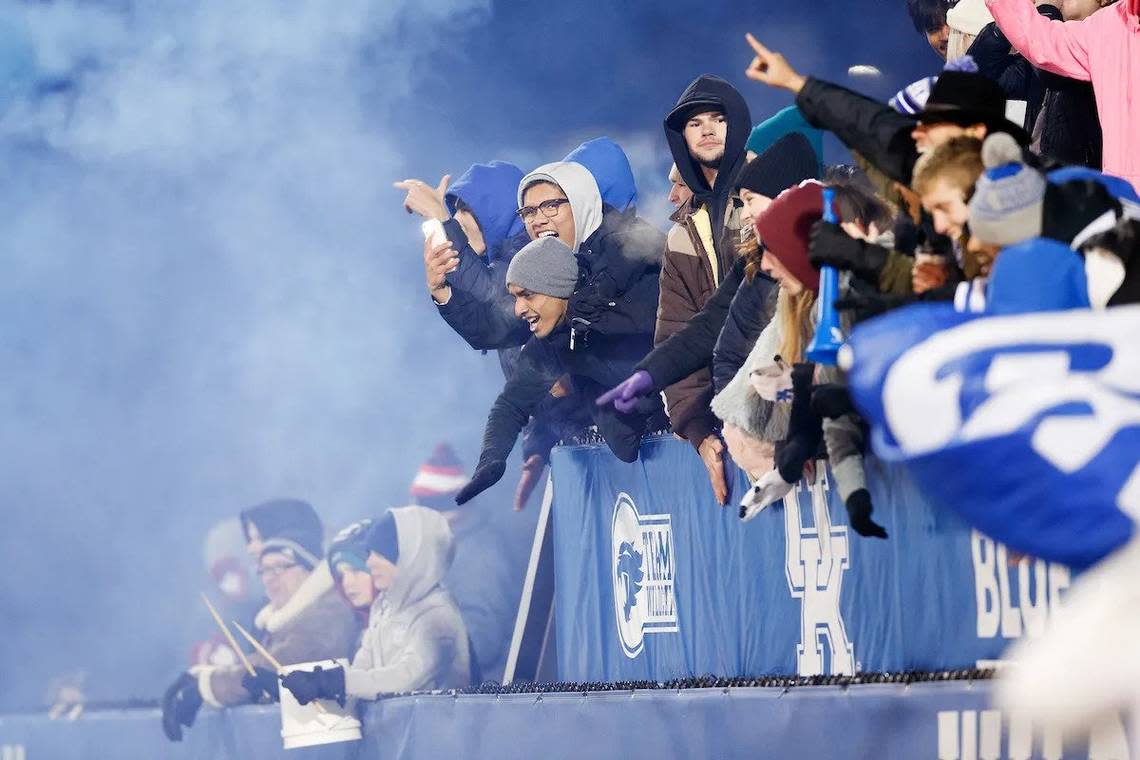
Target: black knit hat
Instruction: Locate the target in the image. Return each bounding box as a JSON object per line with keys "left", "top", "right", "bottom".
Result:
{"left": 365, "top": 511, "right": 399, "bottom": 566}
{"left": 735, "top": 132, "right": 819, "bottom": 200}
{"left": 915, "top": 70, "right": 1030, "bottom": 145}
{"left": 240, "top": 498, "right": 323, "bottom": 569}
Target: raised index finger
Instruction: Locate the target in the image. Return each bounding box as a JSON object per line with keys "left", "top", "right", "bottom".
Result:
{"left": 745, "top": 32, "right": 771, "bottom": 58}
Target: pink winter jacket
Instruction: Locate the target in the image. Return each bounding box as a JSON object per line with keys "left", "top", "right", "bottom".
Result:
{"left": 985, "top": 0, "right": 1140, "bottom": 192}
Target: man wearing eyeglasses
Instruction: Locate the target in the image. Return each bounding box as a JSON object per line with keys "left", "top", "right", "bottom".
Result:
{"left": 452, "top": 161, "right": 667, "bottom": 504}
{"left": 160, "top": 500, "right": 358, "bottom": 742}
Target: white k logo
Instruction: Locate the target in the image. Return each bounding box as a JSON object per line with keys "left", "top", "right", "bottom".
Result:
{"left": 784, "top": 468, "right": 855, "bottom": 676}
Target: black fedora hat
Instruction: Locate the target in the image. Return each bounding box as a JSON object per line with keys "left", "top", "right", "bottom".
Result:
{"left": 915, "top": 70, "right": 1031, "bottom": 145}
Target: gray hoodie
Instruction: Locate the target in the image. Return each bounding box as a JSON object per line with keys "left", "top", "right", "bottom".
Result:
{"left": 344, "top": 506, "right": 470, "bottom": 699}
{"left": 518, "top": 161, "right": 603, "bottom": 253}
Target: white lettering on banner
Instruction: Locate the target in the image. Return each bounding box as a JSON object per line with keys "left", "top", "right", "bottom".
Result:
{"left": 0, "top": 746, "right": 26, "bottom": 760}
{"left": 784, "top": 469, "right": 854, "bottom": 676}
{"left": 936, "top": 710, "right": 1129, "bottom": 760}
{"left": 879, "top": 309, "right": 1140, "bottom": 513}
{"left": 971, "top": 531, "right": 1070, "bottom": 640}
{"left": 611, "top": 493, "right": 678, "bottom": 659}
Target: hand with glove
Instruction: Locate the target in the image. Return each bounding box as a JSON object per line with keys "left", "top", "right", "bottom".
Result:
{"left": 810, "top": 383, "right": 854, "bottom": 420}
{"left": 809, "top": 221, "right": 889, "bottom": 283}
{"left": 845, "top": 488, "right": 888, "bottom": 539}
{"left": 241, "top": 666, "right": 280, "bottom": 703}
{"left": 514, "top": 454, "right": 547, "bottom": 511}
{"left": 279, "top": 665, "right": 346, "bottom": 708}
{"left": 739, "top": 468, "right": 795, "bottom": 521}
{"left": 774, "top": 363, "right": 823, "bottom": 485}
{"left": 596, "top": 370, "right": 655, "bottom": 414}
{"left": 455, "top": 459, "right": 506, "bottom": 506}
{"left": 161, "top": 672, "right": 203, "bottom": 742}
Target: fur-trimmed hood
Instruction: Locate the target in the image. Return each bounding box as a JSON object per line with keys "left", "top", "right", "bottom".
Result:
{"left": 254, "top": 561, "right": 335, "bottom": 634}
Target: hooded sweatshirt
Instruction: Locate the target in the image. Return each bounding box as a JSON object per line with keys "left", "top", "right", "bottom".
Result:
{"left": 654, "top": 75, "right": 753, "bottom": 447}
{"left": 345, "top": 507, "right": 470, "bottom": 698}
{"left": 563, "top": 137, "right": 638, "bottom": 212}
{"left": 986, "top": 0, "right": 1140, "bottom": 193}
{"left": 518, "top": 161, "right": 604, "bottom": 253}
{"left": 444, "top": 160, "right": 527, "bottom": 264}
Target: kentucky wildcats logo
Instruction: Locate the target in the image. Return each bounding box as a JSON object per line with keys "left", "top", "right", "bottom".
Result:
{"left": 783, "top": 470, "right": 855, "bottom": 676}
{"left": 611, "top": 493, "right": 677, "bottom": 658}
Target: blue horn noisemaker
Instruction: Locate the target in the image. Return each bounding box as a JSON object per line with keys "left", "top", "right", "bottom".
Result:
{"left": 806, "top": 187, "right": 845, "bottom": 365}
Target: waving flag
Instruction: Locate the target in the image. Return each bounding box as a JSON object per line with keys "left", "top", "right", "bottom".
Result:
{"left": 844, "top": 304, "right": 1140, "bottom": 569}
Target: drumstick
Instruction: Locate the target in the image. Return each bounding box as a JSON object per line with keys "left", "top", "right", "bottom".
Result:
{"left": 199, "top": 594, "right": 257, "bottom": 677}
{"left": 232, "top": 620, "right": 329, "bottom": 714}
{"left": 231, "top": 620, "right": 283, "bottom": 669}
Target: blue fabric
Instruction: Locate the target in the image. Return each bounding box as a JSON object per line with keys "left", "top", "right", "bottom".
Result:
{"left": 551, "top": 435, "right": 1079, "bottom": 683}
{"left": 563, "top": 137, "right": 638, "bottom": 212}
{"left": 444, "top": 161, "right": 526, "bottom": 251}
{"left": 1046, "top": 166, "right": 1140, "bottom": 204}
{"left": 845, "top": 304, "right": 1137, "bottom": 570}
{"left": 0, "top": 684, "right": 1122, "bottom": 759}
{"left": 745, "top": 105, "right": 825, "bottom": 170}
{"left": 986, "top": 238, "right": 1090, "bottom": 315}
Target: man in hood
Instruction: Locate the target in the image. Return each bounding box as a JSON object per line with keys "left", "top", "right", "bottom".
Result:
{"left": 655, "top": 74, "right": 751, "bottom": 505}
{"left": 454, "top": 231, "right": 666, "bottom": 506}
{"left": 161, "top": 499, "right": 358, "bottom": 742}
{"left": 279, "top": 507, "right": 471, "bottom": 703}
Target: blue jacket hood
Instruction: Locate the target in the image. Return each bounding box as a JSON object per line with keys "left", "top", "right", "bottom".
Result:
{"left": 987, "top": 237, "right": 1090, "bottom": 315}
{"left": 445, "top": 161, "right": 526, "bottom": 250}
{"left": 562, "top": 137, "right": 638, "bottom": 212}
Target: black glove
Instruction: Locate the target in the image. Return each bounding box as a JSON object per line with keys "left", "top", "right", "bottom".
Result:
{"left": 455, "top": 460, "right": 506, "bottom": 506}
{"left": 241, "top": 666, "right": 280, "bottom": 703}
{"left": 280, "top": 665, "right": 346, "bottom": 708}
{"left": 775, "top": 363, "right": 823, "bottom": 484}
{"left": 161, "top": 672, "right": 203, "bottom": 742}
{"left": 846, "top": 488, "right": 888, "bottom": 539}
{"left": 811, "top": 384, "right": 854, "bottom": 420}
{"left": 834, "top": 283, "right": 913, "bottom": 323}
{"left": 809, "top": 221, "right": 888, "bottom": 283}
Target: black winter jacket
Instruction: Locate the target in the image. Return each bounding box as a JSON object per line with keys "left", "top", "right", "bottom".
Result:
{"left": 637, "top": 257, "right": 777, "bottom": 396}
{"left": 472, "top": 210, "right": 666, "bottom": 465}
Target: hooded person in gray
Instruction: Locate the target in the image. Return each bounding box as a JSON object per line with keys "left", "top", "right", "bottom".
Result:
{"left": 279, "top": 507, "right": 470, "bottom": 704}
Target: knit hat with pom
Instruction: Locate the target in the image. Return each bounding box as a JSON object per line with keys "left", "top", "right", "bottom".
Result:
{"left": 968, "top": 133, "right": 1045, "bottom": 248}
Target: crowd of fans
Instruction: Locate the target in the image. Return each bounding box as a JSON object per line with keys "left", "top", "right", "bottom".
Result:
{"left": 159, "top": 0, "right": 1139, "bottom": 740}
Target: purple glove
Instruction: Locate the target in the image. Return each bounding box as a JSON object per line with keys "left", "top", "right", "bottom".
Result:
{"left": 596, "top": 370, "right": 654, "bottom": 414}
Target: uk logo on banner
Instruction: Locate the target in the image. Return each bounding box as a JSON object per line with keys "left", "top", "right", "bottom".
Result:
{"left": 611, "top": 492, "right": 678, "bottom": 658}
{"left": 784, "top": 470, "right": 855, "bottom": 676}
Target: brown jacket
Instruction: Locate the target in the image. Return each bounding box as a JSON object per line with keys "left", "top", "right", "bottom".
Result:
{"left": 655, "top": 198, "right": 741, "bottom": 446}
{"left": 195, "top": 564, "right": 359, "bottom": 706}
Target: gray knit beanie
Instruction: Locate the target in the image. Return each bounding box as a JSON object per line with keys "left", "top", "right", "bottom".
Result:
{"left": 968, "top": 133, "right": 1045, "bottom": 247}
{"left": 505, "top": 236, "right": 579, "bottom": 298}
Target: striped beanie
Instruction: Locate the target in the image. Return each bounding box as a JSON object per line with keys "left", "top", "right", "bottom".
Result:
{"left": 410, "top": 443, "right": 469, "bottom": 509}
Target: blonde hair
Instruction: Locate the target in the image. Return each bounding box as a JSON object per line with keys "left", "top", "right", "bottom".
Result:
{"left": 776, "top": 289, "right": 817, "bottom": 365}
{"left": 912, "top": 135, "right": 984, "bottom": 197}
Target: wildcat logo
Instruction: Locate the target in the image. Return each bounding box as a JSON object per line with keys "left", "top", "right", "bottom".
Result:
{"left": 611, "top": 493, "right": 677, "bottom": 658}
{"left": 784, "top": 469, "right": 854, "bottom": 676}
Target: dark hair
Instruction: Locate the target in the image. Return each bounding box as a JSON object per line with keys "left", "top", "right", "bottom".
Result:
{"left": 829, "top": 181, "right": 894, "bottom": 233}
{"left": 906, "top": 0, "right": 950, "bottom": 34}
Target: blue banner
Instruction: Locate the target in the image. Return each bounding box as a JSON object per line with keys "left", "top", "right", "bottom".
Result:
{"left": 1, "top": 684, "right": 1129, "bottom": 759}
{"left": 551, "top": 435, "right": 1072, "bottom": 682}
